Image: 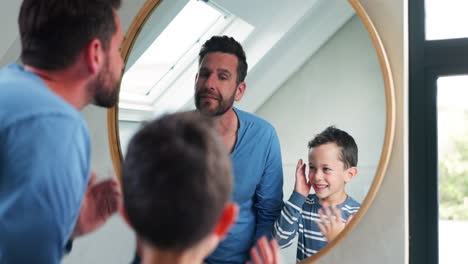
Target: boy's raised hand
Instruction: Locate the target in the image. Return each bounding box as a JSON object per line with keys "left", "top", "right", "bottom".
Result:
{"left": 247, "top": 236, "right": 281, "bottom": 264}
{"left": 313, "top": 205, "right": 353, "bottom": 242}
{"left": 294, "top": 159, "right": 312, "bottom": 197}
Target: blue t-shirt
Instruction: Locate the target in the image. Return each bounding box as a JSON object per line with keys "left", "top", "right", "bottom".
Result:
{"left": 206, "top": 108, "right": 284, "bottom": 264}
{"left": 0, "top": 64, "right": 90, "bottom": 264}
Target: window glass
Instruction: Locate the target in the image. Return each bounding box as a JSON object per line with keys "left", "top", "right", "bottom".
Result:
{"left": 437, "top": 75, "right": 468, "bottom": 263}
{"left": 426, "top": 0, "right": 468, "bottom": 40}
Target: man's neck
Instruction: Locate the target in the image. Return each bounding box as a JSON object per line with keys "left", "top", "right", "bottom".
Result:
{"left": 24, "top": 65, "right": 91, "bottom": 110}
{"left": 211, "top": 108, "right": 239, "bottom": 136}
{"left": 210, "top": 108, "right": 239, "bottom": 153}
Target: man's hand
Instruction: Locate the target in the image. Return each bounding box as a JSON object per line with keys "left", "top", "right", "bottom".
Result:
{"left": 247, "top": 236, "right": 281, "bottom": 264}
{"left": 72, "top": 172, "right": 122, "bottom": 238}
{"left": 313, "top": 205, "right": 353, "bottom": 242}
{"left": 294, "top": 159, "right": 311, "bottom": 197}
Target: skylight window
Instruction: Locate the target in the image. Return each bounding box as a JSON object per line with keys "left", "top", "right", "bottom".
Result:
{"left": 119, "top": 0, "right": 254, "bottom": 121}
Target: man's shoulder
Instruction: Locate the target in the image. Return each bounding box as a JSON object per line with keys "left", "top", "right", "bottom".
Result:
{"left": 0, "top": 64, "right": 83, "bottom": 129}
{"left": 234, "top": 107, "right": 275, "bottom": 130}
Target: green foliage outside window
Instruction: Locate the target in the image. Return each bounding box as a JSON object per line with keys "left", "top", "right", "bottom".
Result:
{"left": 439, "top": 129, "right": 468, "bottom": 221}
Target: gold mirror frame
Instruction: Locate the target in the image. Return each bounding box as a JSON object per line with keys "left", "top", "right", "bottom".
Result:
{"left": 107, "top": 0, "right": 395, "bottom": 263}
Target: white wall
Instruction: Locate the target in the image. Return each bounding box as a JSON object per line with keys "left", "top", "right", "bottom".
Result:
{"left": 66, "top": 0, "right": 407, "bottom": 263}
{"left": 256, "top": 15, "right": 385, "bottom": 204}
{"left": 0, "top": 2, "right": 21, "bottom": 67}
{"left": 314, "top": 0, "right": 408, "bottom": 263}
{"left": 254, "top": 15, "right": 386, "bottom": 263}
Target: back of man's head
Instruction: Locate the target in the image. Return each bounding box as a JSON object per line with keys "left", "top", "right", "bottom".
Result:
{"left": 19, "top": 0, "right": 121, "bottom": 70}
{"left": 122, "top": 111, "right": 233, "bottom": 251}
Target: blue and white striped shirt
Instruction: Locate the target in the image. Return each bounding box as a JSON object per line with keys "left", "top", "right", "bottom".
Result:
{"left": 273, "top": 191, "right": 360, "bottom": 262}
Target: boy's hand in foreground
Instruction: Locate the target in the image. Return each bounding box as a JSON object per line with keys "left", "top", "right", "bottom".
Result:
{"left": 247, "top": 236, "right": 281, "bottom": 264}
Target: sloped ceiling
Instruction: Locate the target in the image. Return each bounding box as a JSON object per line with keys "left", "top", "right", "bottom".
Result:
{"left": 119, "top": 0, "right": 355, "bottom": 121}
{"left": 0, "top": 0, "right": 355, "bottom": 118}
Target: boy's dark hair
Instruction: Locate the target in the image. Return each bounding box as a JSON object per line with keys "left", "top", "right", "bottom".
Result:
{"left": 19, "top": 0, "right": 121, "bottom": 70}
{"left": 198, "top": 35, "right": 248, "bottom": 84}
{"left": 308, "top": 126, "right": 358, "bottom": 169}
{"left": 122, "top": 112, "right": 233, "bottom": 251}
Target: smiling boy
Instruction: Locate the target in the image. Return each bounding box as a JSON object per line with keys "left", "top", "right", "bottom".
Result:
{"left": 272, "top": 126, "right": 360, "bottom": 261}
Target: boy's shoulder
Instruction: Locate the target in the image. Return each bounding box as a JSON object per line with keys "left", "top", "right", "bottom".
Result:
{"left": 340, "top": 195, "right": 360, "bottom": 216}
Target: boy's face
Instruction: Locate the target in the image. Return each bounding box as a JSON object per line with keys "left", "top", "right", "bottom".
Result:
{"left": 308, "top": 142, "right": 355, "bottom": 205}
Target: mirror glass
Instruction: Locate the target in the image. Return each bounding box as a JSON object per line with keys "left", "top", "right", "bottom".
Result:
{"left": 116, "top": 0, "right": 386, "bottom": 262}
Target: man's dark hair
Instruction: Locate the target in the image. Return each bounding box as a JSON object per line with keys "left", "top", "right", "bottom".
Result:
{"left": 122, "top": 112, "right": 233, "bottom": 251}
{"left": 308, "top": 126, "right": 358, "bottom": 169}
{"left": 19, "top": 0, "right": 121, "bottom": 70}
{"left": 199, "top": 35, "right": 248, "bottom": 84}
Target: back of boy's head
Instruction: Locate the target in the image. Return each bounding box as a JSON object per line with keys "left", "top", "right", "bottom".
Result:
{"left": 308, "top": 126, "right": 358, "bottom": 169}
{"left": 122, "top": 111, "right": 233, "bottom": 251}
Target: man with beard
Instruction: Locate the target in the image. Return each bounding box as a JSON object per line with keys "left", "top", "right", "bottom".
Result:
{"left": 0, "top": 1, "right": 124, "bottom": 263}
{"left": 195, "top": 36, "right": 284, "bottom": 264}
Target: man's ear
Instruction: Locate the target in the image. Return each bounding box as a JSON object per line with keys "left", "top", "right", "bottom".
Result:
{"left": 234, "top": 82, "right": 246, "bottom": 101}
{"left": 84, "top": 38, "right": 104, "bottom": 74}
{"left": 213, "top": 202, "right": 238, "bottom": 239}
{"left": 344, "top": 166, "right": 358, "bottom": 183}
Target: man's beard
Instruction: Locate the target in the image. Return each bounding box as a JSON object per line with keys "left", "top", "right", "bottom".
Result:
{"left": 87, "top": 58, "right": 119, "bottom": 108}
{"left": 195, "top": 88, "right": 236, "bottom": 117}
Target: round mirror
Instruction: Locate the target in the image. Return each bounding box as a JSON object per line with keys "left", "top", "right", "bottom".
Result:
{"left": 107, "top": 0, "right": 395, "bottom": 263}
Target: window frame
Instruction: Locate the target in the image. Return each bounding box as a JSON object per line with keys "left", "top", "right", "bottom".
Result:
{"left": 409, "top": 0, "right": 468, "bottom": 263}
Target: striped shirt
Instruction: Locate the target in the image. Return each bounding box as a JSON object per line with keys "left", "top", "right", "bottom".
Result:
{"left": 273, "top": 191, "right": 360, "bottom": 262}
